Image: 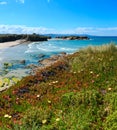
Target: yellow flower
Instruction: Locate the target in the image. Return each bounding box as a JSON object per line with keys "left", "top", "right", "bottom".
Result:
{"left": 8, "top": 115, "right": 12, "bottom": 118}
{"left": 42, "top": 119, "right": 47, "bottom": 124}
{"left": 52, "top": 81, "right": 58, "bottom": 84}
{"left": 108, "top": 87, "right": 112, "bottom": 91}
{"left": 48, "top": 100, "right": 51, "bottom": 104}
{"left": 90, "top": 71, "right": 93, "bottom": 74}
{"left": 56, "top": 118, "right": 60, "bottom": 122}
{"left": 4, "top": 114, "right": 12, "bottom": 118}
{"left": 4, "top": 114, "right": 9, "bottom": 118}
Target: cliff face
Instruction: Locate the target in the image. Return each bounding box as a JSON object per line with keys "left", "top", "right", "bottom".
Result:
{"left": 0, "top": 34, "right": 51, "bottom": 43}
{"left": 56, "top": 36, "right": 89, "bottom": 40}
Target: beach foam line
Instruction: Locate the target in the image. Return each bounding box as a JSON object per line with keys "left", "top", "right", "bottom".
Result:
{"left": 0, "top": 39, "right": 27, "bottom": 49}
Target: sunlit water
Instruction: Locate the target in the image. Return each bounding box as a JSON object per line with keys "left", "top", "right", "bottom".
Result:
{"left": 0, "top": 36, "right": 117, "bottom": 77}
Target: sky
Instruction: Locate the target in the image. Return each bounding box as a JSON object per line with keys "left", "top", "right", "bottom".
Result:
{"left": 0, "top": 0, "right": 117, "bottom": 35}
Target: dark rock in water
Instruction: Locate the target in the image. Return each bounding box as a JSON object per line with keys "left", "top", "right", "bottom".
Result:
{"left": 38, "top": 54, "right": 45, "bottom": 58}
{"left": 20, "top": 60, "right": 26, "bottom": 64}
{"left": 56, "top": 36, "right": 89, "bottom": 40}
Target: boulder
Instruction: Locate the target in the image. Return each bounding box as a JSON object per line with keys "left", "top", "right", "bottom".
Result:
{"left": 38, "top": 54, "right": 45, "bottom": 58}
{"left": 20, "top": 60, "right": 26, "bottom": 64}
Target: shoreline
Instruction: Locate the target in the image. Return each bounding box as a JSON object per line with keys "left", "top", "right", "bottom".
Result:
{"left": 0, "top": 52, "right": 68, "bottom": 92}
{"left": 0, "top": 39, "right": 30, "bottom": 49}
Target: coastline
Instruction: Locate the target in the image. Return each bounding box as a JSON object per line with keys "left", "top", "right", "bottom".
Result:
{"left": 0, "top": 52, "right": 68, "bottom": 92}
{"left": 0, "top": 39, "right": 30, "bottom": 49}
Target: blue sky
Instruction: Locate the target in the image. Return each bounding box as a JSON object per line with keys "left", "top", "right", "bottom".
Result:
{"left": 0, "top": 0, "right": 117, "bottom": 35}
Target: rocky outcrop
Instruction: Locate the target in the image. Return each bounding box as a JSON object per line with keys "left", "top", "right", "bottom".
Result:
{"left": 0, "top": 34, "right": 51, "bottom": 43}
{"left": 56, "top": 36, "right": 89, "bottom": 40}
{"left": 38, "top": 53, "right": 67, "bottom": 67}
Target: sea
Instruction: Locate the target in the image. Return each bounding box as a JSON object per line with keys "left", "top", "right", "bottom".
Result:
{"left": 0, "top": 36, "right": 117, "bottom": 78}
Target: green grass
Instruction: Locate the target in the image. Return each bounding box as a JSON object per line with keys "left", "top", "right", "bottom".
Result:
{"left": 0, "top": 43, "right": 117, "bottom": 130}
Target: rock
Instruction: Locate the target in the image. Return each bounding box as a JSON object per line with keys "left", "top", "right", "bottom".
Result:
{"left": 39, "top": 54, "right": 65, "bottom": 67}
{"left": 59, "top": 52, "right": 66, "bottom": 55}
{"left": 20, "top": 60, "right": 26, "bottom": 64}
{"left": 38, "top": 54, "right": 45, "bottom": 58}
{"left": 50, "top": 55, "right": 60, "bottom": 60}
{"left": 39, "top": 59, "right": 53, "bottom": 66}
{"left": 55, "top": 36, "right": 89, "bottom": 40}
{"left": 25, "top": 64, "right": 37, "bottom": 69}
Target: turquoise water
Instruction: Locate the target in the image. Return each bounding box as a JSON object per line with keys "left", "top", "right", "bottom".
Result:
{"left": 0, "top": 36, "right": 117, "bottom": 77}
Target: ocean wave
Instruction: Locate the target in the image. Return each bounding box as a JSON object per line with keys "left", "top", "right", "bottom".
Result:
{"left": 25, "top": 41, "right": 76, "bottom": 54}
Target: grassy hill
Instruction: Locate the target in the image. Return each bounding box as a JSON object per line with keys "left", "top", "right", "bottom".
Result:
{"left": 0, "top": 44, "right": 117, "bottom": 130}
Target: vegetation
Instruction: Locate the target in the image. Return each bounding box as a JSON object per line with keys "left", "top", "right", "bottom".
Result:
{"left": 0, "top": 34, "right": 51, "bottom": 43}
{"left": 0, "top": 43, "right": 117, "bottom": 129}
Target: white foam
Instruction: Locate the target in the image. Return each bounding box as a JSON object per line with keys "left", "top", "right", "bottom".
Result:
{"left": 25, "top": 40, "right": 78, "bottom": 54}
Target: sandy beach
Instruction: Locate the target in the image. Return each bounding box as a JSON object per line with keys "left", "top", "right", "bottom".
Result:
{"left": 0, "top": 39, "right": 27, "bottom": 49}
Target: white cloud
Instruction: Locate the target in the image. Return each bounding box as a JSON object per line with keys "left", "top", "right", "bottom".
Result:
{"left": 0, "top": 1, "right": 7, "bottom": 5}
{"left": 0, "top": 25, "right": 117, "bottom": 36}
{"left": 65, "top": 27, "right": 117, "bottom": 35}
{"left": 16, "top": 0, "right": 25, "bottom": 4}
{"left": 0, "top": 25, "right": 54, "bottom": 34}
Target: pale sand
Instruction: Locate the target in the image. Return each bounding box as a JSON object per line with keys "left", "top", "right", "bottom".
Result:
{"left": 0, "top": 39, "right": 27, "bottom": 49}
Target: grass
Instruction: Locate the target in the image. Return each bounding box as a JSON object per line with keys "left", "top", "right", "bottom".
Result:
{"left": 0, "top": 43, "right": 117, "bottom": 130}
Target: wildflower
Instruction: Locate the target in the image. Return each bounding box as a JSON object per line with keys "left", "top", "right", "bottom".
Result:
{"left": 56, "top": 118, "right": 60, "bottom": 122}
{"left": 4, "top": 114, "right": 12, "bottom": 118}
{"left": 73, "top": 72, "right": 76, "bottom": 74}
{"left": 42, "top": 119, "right": 47, "bottom": 124}
{"left": 90, "top": 71, "right": 93, "bottom": 74}
{"left": 8, "top": 115, "right": 12, "bottom": 118}
{"left": 37, "top": 94, "right": 40, "bottom": 98}
{"left": 52, "top": 81, "right": 56, "bottom": 84}
{"left": 52, "top": 81, "right": 58, "bottom": 84}
{"left": 4, "top": 114, "right": 9, "bottom": 118}
{"left": 49, "top": 83, "right": 52, "bottom": 85}
{"left": 48, "top": 100, "right": 51, "bottom": 104}
{"left": 108, "top": 87, "right": 112, "bottom": 91}
{"left": 55, "top": 81, "right": 58, "bottom": 83}
{"left": 96, "top": 74, "right": 100, "bottom": 77}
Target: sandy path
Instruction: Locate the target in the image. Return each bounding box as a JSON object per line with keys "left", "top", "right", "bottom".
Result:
{"left": 0, "top": 39, "right": 27, "bottom": 49}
